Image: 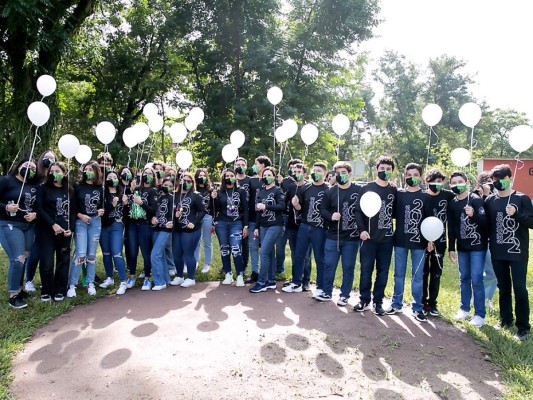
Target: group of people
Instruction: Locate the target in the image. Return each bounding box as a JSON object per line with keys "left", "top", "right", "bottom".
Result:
{"left": 0, "top": 150, "right": 531, "bottom": 340}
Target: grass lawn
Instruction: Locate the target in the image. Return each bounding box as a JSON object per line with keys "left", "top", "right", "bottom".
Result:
{"left": 0, "top": 237, "right": 532, "bottom": 399}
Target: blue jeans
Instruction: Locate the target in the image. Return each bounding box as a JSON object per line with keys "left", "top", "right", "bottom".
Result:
{"left": 125, "top": 221, "right": 153, "bottom": 277}
{"left": 323, "top": 238, "right": 360, "bottom": 298}
{"left": 215, "top": 220, "right": 244, "bottom": 275}
{"left": 100, "top": 222, "right": 127, "bottom": 281}
{"left": 151, "top": 231, "right": 171, "bottom": 286}
{"left": 274, "top": 216, "right": 288, "bottom": 273}
{"left": 359, "top": 240, "right": 393, "bottom": 306}
{"left": 0, "top": 221, "right": 35, "bottom": 292}
{"left": 70, "top": 217, "right": 102, "bottom": 285}
{"left": 484, "top": 249, "right": 497, "bottom": 301}
{"left": 173, "top": 230, "right": 202, "bottom": 280}
{"left": 258, "top": 225, "right": 283, "bottom": 285}
{"left": 458, "top": 250, "right": 486, "bottom": 318}
{"left": 292, "top": 223, "right": 322, "bottom": 287}
{"left": 194, "top": 214, "right": 213, "bottom": 265}
{"left": 392, "top": 247, "right": 426, "bottom": 311}
{"left": 249, "top": 221, "right": 259, "bottom": 273}
{"left": 165, "top": 237, "right": 175, "bottom": 271}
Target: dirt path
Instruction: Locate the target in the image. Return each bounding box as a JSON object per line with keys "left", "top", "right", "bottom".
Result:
{"left": 12, "top": 283, "right": 504, "bottom": 399}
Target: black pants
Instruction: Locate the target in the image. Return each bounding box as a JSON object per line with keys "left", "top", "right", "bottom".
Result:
{"left": 423, "top": 250, "right": 444, "bottom": 308}
{"left": 38, "top": 226, "right": 72, "bottom": 297}
{"left": 241, "top": 235, "right": 249, "bottom": 269}
{"left": 492, "top": 258, "right": 530, "bottom": 332}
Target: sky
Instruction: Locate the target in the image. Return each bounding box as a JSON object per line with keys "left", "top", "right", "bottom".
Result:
{"left": 359, "top": 0, "right": 533, "bottom": 121}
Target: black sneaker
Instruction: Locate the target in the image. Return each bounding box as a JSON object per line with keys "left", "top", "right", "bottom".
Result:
{"left": 385, "top": 306, "right": 401, "bottom": 315}
{"left": 245, "top": 271, "right": 259, "bottom": 284}
{"left": 374, "top": 304, "right": 386, "bottom": 316}
{"left": 40, "top": 294, "right": 52, "bottom": 302}
{"left": 429, "top": 307, "right": 440, "bottom": 317}
{"left": 302, "top": 283, "right": 311, "bottom": 292}
{"left": 9, "top": 294, "right": 27, "bottom": 309}
{"left": 54, "top": 294, "right": 65, "bottom": 302}
{"left": 18, "top": 290, "right": 34, "bottom": 300}
{"left": 265, "top": 281, "right": 277, "bottom": 290}
{"left": 249, "top": 283, "right": 267, "bottom": 293}
{"left": 414, "top": 310, "right": 428, "bottom": 322}
{"left": 315, "top": 293, "right": 332, "bottom": 302}
{"left": 494, "top": 321, "right": 513, "bottom": 331}
{"left": 353, "top": 302, "right": 371, "bottom": 312}
{"left": 514, "top": 330, "right": 530, "bottom": 341}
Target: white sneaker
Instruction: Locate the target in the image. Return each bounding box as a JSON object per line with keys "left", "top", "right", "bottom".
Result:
{"left": 222, "top": 273, "right": 234, "bottom": 285}
{"left": 181, "top": 278, "right": 196, "bottom": 288}
{"left": 469, "top": 315, "right": 486, "bottom": 328}
{"left": 170, "top": 277, "right": 185, "bottom": 286}
{"left": 282, "top": 283, "right": 303, "bottom": 293}
{"left": 312, "top": 289, "right": 324, "bottom": 299}
{"left": 169, "top": 268, "right": 177, "bottom": 277}
{"left": 138, "top": 271, "right": 145, "bottom": 279}
{"left": 25, "top": 280, "right": 36, "bottom": 292}
{"left": 67, "top": 285, "right": 76, "bottom": 298}
{"left": 236, "top": 274, "right": 245, "bottom": 287}
{"left": 99, "top": 277, "right": 114, "bottom": 289}
{"left": 87, "top": 283, "right": 96, "bottom": 296}
{"left": 141, "top": 280, "right": 152, "bottom": 291}
{"left": 152, "top": 284, "right": 167, "bottom": 291}
{"left": 454, "top": 309, "right": 470, "bottom": 320}
{"left": 116, "top": 282, "right": 127, "bottom": 295}
{"left": 126, "top": 277, "right": 136, "bottom": 289}
{"left": 201, "top": 265, "right": 211, "bottom": 274}
{"left": 485, "top": 299, "right": 496, "bottom": 311}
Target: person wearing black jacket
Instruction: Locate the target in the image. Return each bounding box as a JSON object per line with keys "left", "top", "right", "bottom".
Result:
{"left": 35, "top": 162, "right": 74, "bottom": 302}
{"left": 99, "top": 170, "right": 128, "bottom": 295}
{"left": 150, "top": 178, "right": 175, "bottom": 291}
{"left": 422, "top": 168, "right": 455, "bottom": 316}
{"left": 0, "top": 158, "right": 38, "bottom": 308}
{"left": 235, "top": 157, "right": 251, "bottom": 272}
{"left": 316, "top": 162, "right": 361, "bottom": 305}
{"left": 249, "top": 167, "right": 285, "bottom": 293}
{"left": 212, "top": 168, "right": 249, "bottom": 287}
{"left": 170, "top": 172, "right": 206, "bottom": 288}
{"left": 485, "top": 164, "right": 533, "bottom": 340}
{"left": 448, "top": 171, "right": 488, "bottom": 328}
{"left": 67, "top": 161, "right": 104, "bottom": 298}
{"left": 194, "top": 168, "right": 215, "bottom": 274}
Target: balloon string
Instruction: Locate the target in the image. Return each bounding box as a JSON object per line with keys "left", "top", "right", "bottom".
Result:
{"left": 17, "top": 126, "right": 40, "bottom": 205}
{"left": 9, "top": 126, "right": 33, "bottom": 173}
{"left": 508, "top": 153, "right": 523, "bottom": 205}
{"left": 337, "top": 185, "right": 340, "bottom": 251}
{"left": 336, "top": 135, "right": 341, "bottom": 161}
{"left": 127, "top": 149, "right": 132, "bottom": 168}
{"left": 67, "top": 158, "right": 71, "bottom": 232}
{"left": 425, "top": 127, "right": 432, "bottom": 167}
{"left": 272, "top": 105, "right": 277, "bottom": 168}
{"left": 469, "top": 126, "right": 475, "bottom": 175}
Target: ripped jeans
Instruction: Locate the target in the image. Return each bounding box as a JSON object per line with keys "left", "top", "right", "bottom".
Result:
{"left": 100, "top": 221, "right": 126, "bottom": 282}
{"left": 215, "top": 220, "right": 244, "bottom": 275}
{"left": 69, "top": 217, "right": 101, "bottom": 286}
{"left": 0, "top": 220, "right": 35, "bottom": 293}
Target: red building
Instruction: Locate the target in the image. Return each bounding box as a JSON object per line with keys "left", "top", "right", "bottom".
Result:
{"left": 479, "top": 158, "right": 533, "bottom": 198}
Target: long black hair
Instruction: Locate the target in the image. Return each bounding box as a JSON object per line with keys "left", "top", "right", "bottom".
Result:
{"left": 9, "top": 157, "right": 38, "bottom": 183}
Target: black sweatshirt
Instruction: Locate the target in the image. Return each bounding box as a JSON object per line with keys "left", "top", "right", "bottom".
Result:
{"left": 447, "top": 193, "right": 488, "bottom": 252}
{"left": 320, "top": 183, "right": 361, "bottom": 241}
{"left": 197, "top": 186, "right": 215, "bottom": 217}
{"left": 354, "top": 182, "right": 396, "bottom": 243}
{"left": 35, "top": 184, "right": 75, "bottom": 231}
{"left": 484, "top": 191, "right": 533, "bottom": 261}
{"left": 248, "top": 177, "right": 263, "bottom": 224}
{"left": 394, "top": 189, "right": 433, "bottom": 249}
{"left": 129, "top": 186, "right": 158, "bottom": 222}
{"left": 174, "top": 191, "right": 206, "bottom": 232}
{"left": 301, "top": 183, "right": 327, "bottom": 228}
{"left": 214, "top": 187, "right": 249, "bottom": 226}
{"left": 153, "top": 193, "right": 174, "bottom": 232}
{"left": 0, "top": 175, "right": 37, "bottom": 223}
{"left": 73, "top": 183, "right": 104, "bottom": 218}
{"left": 426, "top": 189, "right": 455, "bottom": 252}
{"left": 286, "top": 181, "right": 310, "bottom": 230}
{"left": 102, "top": 190, "right": 126, "bottom": 227}
{"left": 255, "top": 185, "right": 286, "bottom": 227}
{"left": 237, "top": 176, "right": 251, "bottom": 202}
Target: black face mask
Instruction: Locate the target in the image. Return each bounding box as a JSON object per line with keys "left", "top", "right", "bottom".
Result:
{"left": 182, "top": 181, "right": 193, "bottom": 191}
{"left": 196, "top": 176, "right": 207, "bottom": 185}
{"left": 43, "top": 158, "right": 53, "bottom": 168}
{"left": 155, "top": 170, "right": 165, "bottom": 179}
{"left": 142, "top": 175, "right": 154, "bottom": 184}
{"left": 451, "top": 184, "right": 467, "bottom": 195}
{"left": 311, "top": 172, "right": 323, "bottom": 183}
{"left": 106, "top": 179, "right": 119, "bottom": 188}
{"left": 405, "top": 177, "right": 421, "bottom": 187}
{"left": 378, "top": 170, "right": 391, "bottom": 181}
{"left": 235, "top": 166, "right": 245, "bottom": 175}
{"left": 288, "top": 169, "right": 296, "bottom": 179}
{"left": 262, "top": 177, "right": 274, "bottom": 185}
{"left": 121, "top": 172, "right": 132, "bottom": 182}
{"left": 488, "top": 183, "right": 495, "bottom": 192}
{"left": 225, "top": 178, "right": 236, "bottom": 186}
{"left": 428, "top": 183, "right": 443, "bottom": 194}
{"left": 19, "top": 168, "right": 35, "bottom": 180}
{"left": 336, "top": 174, "right": 349, "bottom": 185}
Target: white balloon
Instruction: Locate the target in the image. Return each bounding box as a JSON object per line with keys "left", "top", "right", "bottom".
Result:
{"left": 27, "top": 101, "right": 50, "bottom": 127}
{"left": 176, "top": 149, "right": 193, "bottom": 169}
{"left": 143, "top": 103, "right": 158, "bottom": 119}
{"left": 332, "top": 114, "right": 350, "bottom": 136}
{"left": 189, "top": 107, "right": 205, "bottom": 125}
{"left": 148, "top": 115, "right": 164, "bottom": 132}
{"left": 134, "top": 122, "right": 150, "bottom": 143}
{"left": 58, "top": 134, "right": 80, "bottom": 159}
{"left": 422, "top": 104, "right": 443, "bottom": 127}
{"left": 95, "top": 121, "right": 116, "bottom": 145}
{"left": 420, "top": 216, "right": 444, "bottom": 242}
{"left": 36, "top": 75, "right": 57, "bottom": 97}
{"left": 230, "top": 130, "right": 246, "bottom": 148}
{"left": 222, "top": 144, "right": 239, "bottom": 163}
{"left": 184, "top": 115, "right": 198, "bottom": 131}
{"left": 360, "top": 191, "right": 381, "bottom": 218}
{"left": 267, "top": 86, "right": 283, "bottom": 105}
{"left": 459, "top": 103, "right": 482, "bottom": 128}
{"left": 123, "top": 128, "right": 137, "bottom": 148}
{"left": 508, "top": 125, "right": 533, "bottom": 153}
{"left": 169, "top": 123, "right": 188, "bottom": 143}
{"left": 75, "top": 145, "right": 93, "bottom": 164}
{"left": 283, "top": 119, "right": 298, "bottom": 138}
{"left": 275, "top": 126, "right": 289, "bottom": 143}
{"left": 300, "top": 124, "right": 319, "bottom": 145}
{"left": 451, "top": 147, "right": 471, "bottom": 167}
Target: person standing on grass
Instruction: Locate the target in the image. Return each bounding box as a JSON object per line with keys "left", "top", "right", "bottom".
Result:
{"left": 249, "top": 167, "right": 285, "bottom": 293}
{"left": 315, "top": 162, "right": 361, "bottom": 306}
{"left": 0, "top": 158, "right": 38, "bottom": 309}
{"left": 194, "top": 168, "right": 215, "bottom": 274}
{"left": 212, "top": 168, "right": 249, "bottom": 287}
{"left": 235, "top": 157, "right": 251, "bottom": 273}
{"left": 354, "top": 156, "right": 397, "bottom": 315}
{"left": 447, "top": 171, "right": 488, "bottom": 328}
{"left": 283, "top": 162, "right": 328, "bottom": 294}
{"left": 485, "top": 164, "right": 533, "bottom": 340}
{"left": 422, "top": 168, "right": 455, "bottom": 317}
{"left": 67, "top": 161, "right": 104, "bottom": 298}
{"left": 163, "top": 168, "right": 178, "bottom": 277}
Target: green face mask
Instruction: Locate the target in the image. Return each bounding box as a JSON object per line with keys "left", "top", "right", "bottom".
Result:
{"left": 311, "top": 172, "right": 323, "bottom": 183}
{"left": 336, "top": 173, "right": 349, "bottom": 185}
{"left": 295, "top": 173, "right": 304, "bottom": 182}
{"left": 262, "top": 176, "right": 274, "bottom": 185}
{"left": 451, "top": 184, "right": 467, "bottom": 195}
{"left": 252, "top": 165, "right": 259, "bottom": 174}
{"left": 494, "top": 179, "right": 511, "bottom": 191}
{"left": 52, "top": 172, "right": 63, "bottom": 182}
{"left": 84, "top": 171, "right": 96, "bottom": 181}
